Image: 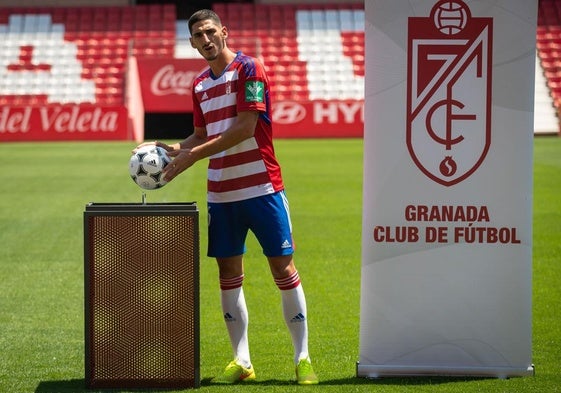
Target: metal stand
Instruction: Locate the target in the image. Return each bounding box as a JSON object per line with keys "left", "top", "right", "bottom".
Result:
{"left": 84, "top": 202, "right": 200, "bottom": 389}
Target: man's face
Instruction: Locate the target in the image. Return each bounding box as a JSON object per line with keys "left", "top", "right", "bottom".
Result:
{"left": 190, "top": 19, "right": 227, "bottom": 61}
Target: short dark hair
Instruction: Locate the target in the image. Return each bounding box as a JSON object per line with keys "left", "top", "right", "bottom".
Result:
{"left": 188, "top": 9, "right": 222, "bottom": 35}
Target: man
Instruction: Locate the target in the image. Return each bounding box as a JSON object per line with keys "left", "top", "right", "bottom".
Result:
{"left": 139, "top": 9, "right": 318, "bottom": 385}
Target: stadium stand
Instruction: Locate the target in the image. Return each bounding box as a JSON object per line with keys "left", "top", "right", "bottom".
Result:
{"left": 0, "top": 4, "right": 175, "bottom": 106}
{"left": 536, "top": 0, "right": 561, "bottom": 133}
{"left": 209, "top": 3, "right": 364, "bottom": 102}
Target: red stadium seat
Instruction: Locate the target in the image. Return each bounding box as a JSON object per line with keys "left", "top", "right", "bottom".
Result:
{"left": 536, "top": 0, "right": 561, "bottom": 128}
{"left": 0, "top": 4, "right": 176, "bottom": 105}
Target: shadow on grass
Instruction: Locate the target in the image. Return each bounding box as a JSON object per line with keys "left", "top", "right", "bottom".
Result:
{"left": 35, "top": 379, "right": 195, "bottom": 392}
{"left": 35, "top": 380, "right": 87, "bottom": 393}
{"left": 199, "top": 375, "right": 489, "bottom": 386}
{"left": 36, "top": 375, "right": 490, "bottom": 391}
{"left": 320, "top": 376, "right": 491, "bottom": 386}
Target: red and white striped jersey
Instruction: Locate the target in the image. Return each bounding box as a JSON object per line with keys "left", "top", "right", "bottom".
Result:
{"left": 192, "top": 52, "right": 284, "bottom": 203}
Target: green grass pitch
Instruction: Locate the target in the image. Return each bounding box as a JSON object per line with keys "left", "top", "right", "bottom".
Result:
{"left": 0, "top": 137, "right": 560, "bottom": 392}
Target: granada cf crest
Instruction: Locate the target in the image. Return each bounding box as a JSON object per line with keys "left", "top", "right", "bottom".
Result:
{"left": 407, "top": 0, "right": 493, "bottom": 186}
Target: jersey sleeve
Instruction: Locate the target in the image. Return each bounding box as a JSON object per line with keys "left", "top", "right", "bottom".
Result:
{"left": 236, "top": 57, "right": 268, "bottom": 113}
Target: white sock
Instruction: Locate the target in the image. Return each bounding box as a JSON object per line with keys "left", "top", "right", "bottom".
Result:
{"left": 275, "top": 271, "right": 310, "bottom": 364}
{"left": 220, "top": 275, "right": 251, "bottom": 368}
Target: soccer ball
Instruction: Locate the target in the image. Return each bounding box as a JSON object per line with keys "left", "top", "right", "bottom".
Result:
{"left": 129, "top": 145, "right": 171, "bottom": 190}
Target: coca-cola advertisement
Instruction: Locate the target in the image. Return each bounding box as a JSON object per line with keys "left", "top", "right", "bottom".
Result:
{"left": 0, "top": 105, "right": 129, "bottom": 142}
{"left": 137, "top": 58, "right": 208, "bottom": 113}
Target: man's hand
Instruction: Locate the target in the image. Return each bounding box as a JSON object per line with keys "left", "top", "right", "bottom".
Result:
{"left": 162, "top": 148, "right": 199, "bottom": 182}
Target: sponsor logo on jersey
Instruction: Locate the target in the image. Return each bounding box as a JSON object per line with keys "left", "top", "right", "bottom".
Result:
{"left": 245, "top": 81, "right": 264, "bottom": 102}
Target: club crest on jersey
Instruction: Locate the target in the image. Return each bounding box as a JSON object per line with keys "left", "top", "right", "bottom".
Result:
{"left": 407, "top": 0, "right": 493, "bottom": 186}
{"left": 245, "top": 81, "right": 264, "bottom": 103}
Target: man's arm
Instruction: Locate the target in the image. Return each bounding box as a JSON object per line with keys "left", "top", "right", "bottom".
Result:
{"left": 191, "top": 110, "right": 258, "bottom": 159}
{"left": 132, "top": 126, "right": 207, "bottom": 154}
{"left": 168, "top": 126, "right": 208, "bottom": 151}
{"left": 163, "top": 110, "right": 259, "bottom": 181}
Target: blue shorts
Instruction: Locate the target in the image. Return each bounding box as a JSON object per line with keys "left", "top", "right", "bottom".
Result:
{"left": 207, "top": 191, "right": 294, "bottom": 258}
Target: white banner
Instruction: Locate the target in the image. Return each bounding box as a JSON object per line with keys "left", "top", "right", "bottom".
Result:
{"left": 358, "top": 0, "right": 536, "bottom": 378}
